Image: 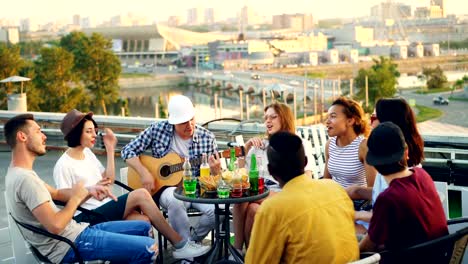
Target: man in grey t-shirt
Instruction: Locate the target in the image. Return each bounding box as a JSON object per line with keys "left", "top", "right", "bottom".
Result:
{"left": 4, "top": 114, "right": 159, "bottom": 263}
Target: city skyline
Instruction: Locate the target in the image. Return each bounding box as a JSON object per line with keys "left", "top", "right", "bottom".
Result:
{"left": 1, "top": 0, "right": 466, "bottom": 25}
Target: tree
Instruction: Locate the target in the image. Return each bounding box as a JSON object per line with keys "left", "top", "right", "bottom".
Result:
{"left": 60, "top": 32, "right": 121, "bottom": 115}
{"left": 421, "top": 65, "right": 447, "bottom": 90}
{"left": 355, "top": 56, "right": 400, "bottom": 108}
{"left": 0, "top": 43, "right": 26, "bottom": 109}
{"left": 33, "top": 47, "right": 90, "bottom": 112}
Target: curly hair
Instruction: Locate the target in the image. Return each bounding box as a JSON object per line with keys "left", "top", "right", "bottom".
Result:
{"left": 331, "top": 97, "right": 370, "bottom": 137}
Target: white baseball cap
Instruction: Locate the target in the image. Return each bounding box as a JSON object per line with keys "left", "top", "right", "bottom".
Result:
{"left": 168, "top": 95, "right": 195, "bottom": 124}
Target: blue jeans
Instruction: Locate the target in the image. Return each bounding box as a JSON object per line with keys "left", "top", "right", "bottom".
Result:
{"left": 62, "top": 220, "right": 156, "bottom": 264}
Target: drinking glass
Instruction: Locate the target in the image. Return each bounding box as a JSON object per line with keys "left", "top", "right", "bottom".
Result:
{"left": 183, "top": 178, "right": 197, "bottom": 195}
{"left": 217, "top": 180, "right": 230, "bottom": 199}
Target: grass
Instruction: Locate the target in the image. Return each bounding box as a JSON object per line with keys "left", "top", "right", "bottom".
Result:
{"left": 306, "top": 72, "right": 326, "bottom": 79}
{"left": 415, "top": 105, "right": 443, "bottom": 122}
{"left": 414, "top": 87, "right": 453, "bottom": 94}
{"left": 120, "top": 73, "right": 152, "bottom": 78}
{"left": 448, "top": 96, "right": 468, "bottom": 102}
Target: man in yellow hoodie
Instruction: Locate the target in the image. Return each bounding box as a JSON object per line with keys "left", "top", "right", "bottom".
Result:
{"left": 245, "top": 132, "right": 358, "bottom": 264}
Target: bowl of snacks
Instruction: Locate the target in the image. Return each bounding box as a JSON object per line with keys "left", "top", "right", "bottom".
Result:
{"left": 199, "top": 174, "right": 221, "bottom": 197}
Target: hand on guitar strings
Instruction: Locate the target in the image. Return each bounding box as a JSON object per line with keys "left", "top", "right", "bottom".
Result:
{"left": 140, "top": 169, "right": 155, "bottom": 193}
{"left": 209, "top": 152, "right": 222, "bottom": 176}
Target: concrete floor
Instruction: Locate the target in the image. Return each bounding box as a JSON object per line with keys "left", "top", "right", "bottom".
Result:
{"left": 0, "top": 146, "right": 218, "bottom": 263}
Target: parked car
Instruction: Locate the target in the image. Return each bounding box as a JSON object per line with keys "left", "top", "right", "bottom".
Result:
{"left": 251, "top": 74, "right": 261, "bottom": 80}
{"left": 433, "top": 96, "right": 449, "bottom": 105}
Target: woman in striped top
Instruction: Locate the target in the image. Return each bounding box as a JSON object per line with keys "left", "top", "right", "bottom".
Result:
{"left": 324, "top": 97, "right": 374, "bottom": 188}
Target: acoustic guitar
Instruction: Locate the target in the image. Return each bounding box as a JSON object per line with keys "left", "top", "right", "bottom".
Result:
{"left": 127, "top": 147, "right": 245, "bottom": 195}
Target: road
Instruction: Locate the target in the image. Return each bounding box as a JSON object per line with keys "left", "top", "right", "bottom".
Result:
{"left": 402, "top": 90, "right": 468, "bottom": 128}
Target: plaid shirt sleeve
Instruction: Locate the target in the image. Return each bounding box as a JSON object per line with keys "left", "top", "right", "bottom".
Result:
{"left": 121, "top": 122, "right": 165, "bottom": 160}
{"left": 190, "top": 125, "right": 219, "bottom": 176}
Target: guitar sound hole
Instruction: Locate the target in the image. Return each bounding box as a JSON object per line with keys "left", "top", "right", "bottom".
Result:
{"left": 160, "top": 166, "right": 171, "bottom": 177}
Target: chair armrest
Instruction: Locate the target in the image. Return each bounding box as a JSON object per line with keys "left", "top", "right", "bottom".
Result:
{"left": 10, "top": 213, "right": 84, "bottom": 264}
{"left": 448, "top": 217, "right": 468, "bottom": 225}
{"left": 114, "top": 180, "right": 134, "bottom": 192}
{"left": 53, "top": 200, "right": 109, "bottom": 223}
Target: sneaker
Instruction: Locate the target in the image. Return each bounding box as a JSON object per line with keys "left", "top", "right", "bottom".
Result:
{"left": 173, "top": 241, "right": 211, "bottom": 259}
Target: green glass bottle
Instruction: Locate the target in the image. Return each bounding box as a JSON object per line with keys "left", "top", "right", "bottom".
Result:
{"left": 229, "top": 148, "right": 237, "bottom": 171}
{"left": 249, "top": 154, "right": 259, "bottom": 193}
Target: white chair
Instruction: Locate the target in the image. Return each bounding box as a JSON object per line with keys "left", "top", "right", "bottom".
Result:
{"left": 348, "top": 253, "right": 381, "bottom": 264}
{"left": 297, "top": 128, "right": 320, "bottom": 179}
{"left": 434, "top": 181, "right": 450, "bottom": 219}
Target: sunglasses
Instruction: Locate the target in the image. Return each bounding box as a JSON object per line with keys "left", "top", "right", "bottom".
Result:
{"left": 370, "top": 114, "right": 378, "bottom": 124}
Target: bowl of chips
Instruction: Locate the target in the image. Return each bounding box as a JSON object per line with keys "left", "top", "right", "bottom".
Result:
{"left": 199, "top": 174, "right": 221, "bottom": 197}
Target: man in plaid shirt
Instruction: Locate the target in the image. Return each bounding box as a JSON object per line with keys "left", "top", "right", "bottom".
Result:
{"left": 122, "top": 95, "right": 221, "bottom": 242}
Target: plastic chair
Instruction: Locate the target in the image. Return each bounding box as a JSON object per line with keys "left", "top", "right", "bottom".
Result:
{"left": 348, "top": 253, "right": 381, "bottom": 264}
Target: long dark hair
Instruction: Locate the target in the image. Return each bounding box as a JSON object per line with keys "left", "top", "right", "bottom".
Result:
{"left": 375, "top": 98, "right": 424, "bottom": 166}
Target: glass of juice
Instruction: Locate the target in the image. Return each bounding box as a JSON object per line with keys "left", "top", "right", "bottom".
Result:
{"left": 258, "top": 177, "right": 265, "bottom": 194}
{"left": 231, "top": 182, "right": 243, "bottom": 198}
{"left": 183, "top": 178, "right": 197, "bottom": 195}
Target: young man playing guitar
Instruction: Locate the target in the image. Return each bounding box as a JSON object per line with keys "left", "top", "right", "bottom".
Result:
{"left": 121, "top": 95, "right": 222, "bottom": 242}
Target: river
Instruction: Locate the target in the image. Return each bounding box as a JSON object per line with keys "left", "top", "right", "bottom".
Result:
{"left": 120, "top": 85, "right": 268, "bottom": 122}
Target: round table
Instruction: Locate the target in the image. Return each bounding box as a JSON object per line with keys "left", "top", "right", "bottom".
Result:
{"left": 174, "top": 187, "right": 270, "bottom": 263}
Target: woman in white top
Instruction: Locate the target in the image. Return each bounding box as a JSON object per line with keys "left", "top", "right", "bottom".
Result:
{"left": 233, "top": 102, "right": 314, "bottom": 253}
{"left": 347, "top": 98, "right": 425, "bottom": 233}
{"left": 53, "top": 109, "right": 210, "bottom": 259}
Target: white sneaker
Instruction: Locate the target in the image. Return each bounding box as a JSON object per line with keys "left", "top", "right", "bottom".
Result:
{"left": 172, "top": 241, "right": 211, "bottom": 259}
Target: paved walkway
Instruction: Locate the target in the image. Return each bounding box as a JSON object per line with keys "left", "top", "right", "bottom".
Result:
{"left": 418, "top": 120, "right": 468, "bottom": 137}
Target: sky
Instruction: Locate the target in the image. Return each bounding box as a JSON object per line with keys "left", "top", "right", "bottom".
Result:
{"left": 0, "top": 0, "right": 467, "bottom": 25}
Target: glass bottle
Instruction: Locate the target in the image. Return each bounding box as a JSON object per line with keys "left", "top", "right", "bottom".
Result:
{"left": 231, "top": 161, "right": 243, "bottom": 198}
{"left": 249, "top": 154, "right": 259, "bottom": 193}
{"left": 229, "top": 148, "right": 237, "bottom": 172}
{"left": 183, "top": 157, "right": 196, "bottom": 195}
{"left": 200, "top": 153, "right": 210, "bottom": 177}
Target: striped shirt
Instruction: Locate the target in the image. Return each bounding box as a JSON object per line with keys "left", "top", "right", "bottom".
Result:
{"left": 328, "top": 136, "right": 366, "bottom": 188}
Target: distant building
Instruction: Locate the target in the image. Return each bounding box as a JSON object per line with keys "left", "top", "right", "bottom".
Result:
{"left": 429, "top": 5, "right": 444, "bottom": 18}
{"left": 432, "top": 0, "right": 445, "bottom": 17}
{"left": 168, "top": 16, "right": 182, "bottom": 27}
{"left": 0, "top": 27, "right": 20, "bottom": 44}
{"left": 111, "top": 14, "right": 132, "bottom": 27}
{"left": 239, "top": 5, "right": 261, "bottom": 27}
{"left": 110, "top": 14, "right": 148, "bottom": 27}
{"left": 272, "top": 14, "right": 314, "bottom": 31}
{"left": 204, "top": 8, "right": 216, "bottom": 25}
{"left": 81, "top": 17, "right": 92, "bottom": 29}
{"left": 414, "top": 7, "right": 430, "bottom": 18}
{"left": 73, "top": 14, "right": 81, "bottom": 26}
{"left": 370, "top": 2, "right": 411, "bottom": 20}
{"left": 187, "top": 7, "right": 203, "bottom": 25}
{"left": 19, "top": 18, "right": 38, "bottom": 32}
